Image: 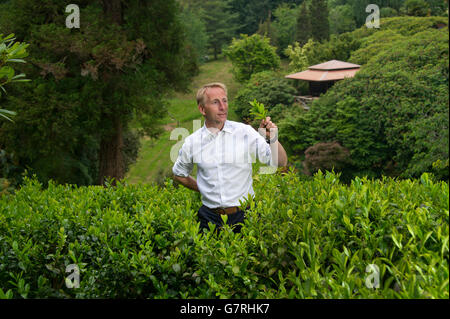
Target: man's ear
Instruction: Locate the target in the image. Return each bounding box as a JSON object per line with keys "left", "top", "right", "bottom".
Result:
{"left": 198, "top": 104, "right": 206, "bottom": 116}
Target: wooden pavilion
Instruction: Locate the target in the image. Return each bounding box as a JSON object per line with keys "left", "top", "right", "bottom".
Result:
{"left": 285, "top": 60, "right": 361, "bottom": 108}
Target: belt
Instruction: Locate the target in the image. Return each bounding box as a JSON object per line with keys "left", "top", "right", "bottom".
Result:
{"left": 210, "top": 206, "right": 240, "bottom": 215}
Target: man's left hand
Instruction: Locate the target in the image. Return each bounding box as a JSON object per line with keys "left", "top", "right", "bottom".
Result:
{"left": 260, "top": 116, "right": 278, "bottom": 139}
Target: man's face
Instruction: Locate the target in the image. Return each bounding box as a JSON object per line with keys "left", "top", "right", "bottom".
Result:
{"left": 199, "top": 87, "right": 228, "bottom": 127}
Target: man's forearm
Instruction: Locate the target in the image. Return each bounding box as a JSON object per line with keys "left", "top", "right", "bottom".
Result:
{"left": 271, "top": 141, "right": 288, "bottom": 167}
{"left": 173, "top": 175, "right": 200, "bottom": 192}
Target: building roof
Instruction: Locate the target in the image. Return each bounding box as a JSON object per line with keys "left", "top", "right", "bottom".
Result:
{"left": 285, "top": 60, "right": 361, "bottom": 82}
{"left": 286, "top": 68, "right": 360, "bottom": 81}
{"left": 309, "top": 60, "right": 360, "bottom": 70}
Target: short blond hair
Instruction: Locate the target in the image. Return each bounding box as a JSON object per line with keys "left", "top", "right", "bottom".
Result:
{"left": 196, "top": 82, "right": 228, "bottom": 107}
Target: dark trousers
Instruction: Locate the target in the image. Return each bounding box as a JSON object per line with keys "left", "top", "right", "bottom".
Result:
{"left": 198, "top": 205, "right": 246, "bottom": 233}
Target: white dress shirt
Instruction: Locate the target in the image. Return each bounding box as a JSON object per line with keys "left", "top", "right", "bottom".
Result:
{"left": 172, "top": 120, "right": 272, "bottom": 209}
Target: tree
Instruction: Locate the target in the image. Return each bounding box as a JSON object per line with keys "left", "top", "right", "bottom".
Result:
{"left": 200, "top": 0, "right": 239, "bottom": 60}
{"left": 271, "top": 3, "right": 298, "bottom": 55}
{"left": 347, "top": 0, "right": 377, "bottom": 27}
{"left": 229, "top": 0, "right": 270, "bottom": 36}
{"left": 295, "top": 0, "right": 311, "bottom": 46}
{"left": 309, "top": 0, "right": 330, "bottom": 42}
{"left": 224, "top": 34, "right": 281, "bottom": 82}
{"left": 256, "top": 10, "right": 277, "bottom": 46}
{"left": 284, "top": 34, "right": 359, "bottom": 73}
{"left": 380, "top": 7, "right": 399, "bottom": 18}
{"left": 284, "top": 39, "right": 316, "bottom": 72}
{"left": 329, "top": 5, "right": 356, "bottom": 34}
{"left": 0, "top": 0, "right": 196, "bottom": 186}
{"left": 401, "top": 0, "right": 431, "bottom": 16}
{"left": 229, "top": 0, "right": 302, "bottom": 36}
{"left": 178, "top": 6, "right": 209, "bottom": 64}
{"left": 424, "top": 0, "right": 449, "bottom": 16}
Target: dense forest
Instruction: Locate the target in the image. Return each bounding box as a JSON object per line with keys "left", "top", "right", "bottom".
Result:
{"left": 0, "top": 0, "right": 448, "bottom": 189}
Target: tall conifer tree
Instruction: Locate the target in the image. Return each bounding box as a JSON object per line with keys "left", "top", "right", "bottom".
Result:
{"left": 309, "top": 0, "right": 330, "bottom": 42}
{"left": 295, "top": 1, "right": 311, "bottom": 46}
{"left": 201, "top": 0, "right": 239, "bottom": 60}
{"left": 0, "top": 0, "right": 195, "bottom": 186}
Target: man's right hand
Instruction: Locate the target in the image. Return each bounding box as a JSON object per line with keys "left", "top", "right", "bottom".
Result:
{"left": 173, "top": 175, "right": 199, "bottom": 192}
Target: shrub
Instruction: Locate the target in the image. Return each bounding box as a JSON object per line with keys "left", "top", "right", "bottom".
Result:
{"left": 224, "top": 34, "right": 280, "bottom": 83}
{"left": 302, "top": 142, "right": 353, "bottom": 181}
{"left": 401, "top": 0, "right": 430, "bottom": 16}
{"left": 380, "top": 7, "right": 398, "bottom": 18}
{"left": 233, "top": 71, "right": 296, "bottom": 125}
{"left": 0, "top": 171, "right": 448, "bottom": 298}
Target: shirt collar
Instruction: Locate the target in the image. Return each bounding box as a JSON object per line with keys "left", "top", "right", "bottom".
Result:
{"left": 222, "top": 120, "right": 233, "bottom": 133}
{"left": 202, "top": 120, "right": 233, "bottom": 136}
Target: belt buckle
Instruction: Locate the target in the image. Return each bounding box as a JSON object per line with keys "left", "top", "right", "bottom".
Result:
{"left": 212, "top": 207, "right": 226, "bottom": 215}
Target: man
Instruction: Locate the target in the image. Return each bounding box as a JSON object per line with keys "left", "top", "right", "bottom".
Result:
{"left": 172, "top": 82, "right": 287, "bottom": 233}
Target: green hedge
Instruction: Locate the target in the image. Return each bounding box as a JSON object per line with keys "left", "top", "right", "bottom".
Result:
{"left": 0, "top": 171, "right": 448, "bottom": 298}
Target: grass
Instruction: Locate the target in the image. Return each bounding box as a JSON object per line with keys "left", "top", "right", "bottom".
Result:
{"left": 174, "top": 58, "right": 241, "bottom": 100}
{"left": 124, "top": 58, "right": 241, "bottom": 185}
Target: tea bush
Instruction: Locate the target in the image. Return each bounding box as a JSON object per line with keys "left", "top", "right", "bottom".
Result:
{"left": 0, "top": 170, "right": 448, "bottom": 298}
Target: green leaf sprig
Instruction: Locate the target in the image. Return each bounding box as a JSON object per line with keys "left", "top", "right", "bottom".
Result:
{"left": 249, "top": 99, "right": 268, "bottom": 121}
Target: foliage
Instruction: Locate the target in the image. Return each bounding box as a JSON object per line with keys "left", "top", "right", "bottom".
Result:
{"left": 295, "top": 0, "right": 311, "bottom": 46}
{"left": 423, "top": 0, "right": 449, "bottom": 15}
{"left": 401, "top": 0, "right": 431, "bottom": 16}
{"left": 199, "top": 0, "right": 240, "bottom": 60}
{"left": 380, "top": 7, "right": 399, "bottom": 17}
{"left": 224, "top": 34, "right": 281, "bottom": 83}
{"left": 347, "top": 0, "right": 402, "bottom": 27}
{"left": 286, "top": 15, "right": 448, "bottom": 74}
{"left": 0, "top": 171, "right": 448, "bottom": 298}
{"left": 0, "top": 0, "right": 196, "bottom": 187}
{"left": 271, "top": 3, "right": 298, "bottom": 56}
{"left": 0, "top": 33, "right": 30, "bottom": 122}
{"left": 256, "top": 14, "right": 277, "bottom": 48}
{"left": 284, "top": 33, "right": 361, "bottom": 74}
{"left": 329, "top": 5, "right": 357, "bottom": 35}
{"left": 228, "top": 0, "right": 304, "bottom": 36}
{"left": 178, "top": 7, "right": 209, "bottom": 64}
{"left": 294, "top": 0, "right": 331, "bottom": 45}
{"left": 309, "top": 0, "right": 330, "bottom": 42}
{"left": 249, "top": 99, "right": 268, "bottom": 121}
{"left": 326, "top": 0, "right": 446, "bottom": 27}
{"left": 431, "top": 159, "right": 449, "bottom": 181}
{"left": 232, "top": 71, "right": 296, "bottom": 125}
{"left": 302, "top": 141, "right": 353, "bottom": 181}
{"left": 279, "top": 17, "right": 449, "bottom": 181}
{"left": 284, "top": 39, "right": 317, "bottom": 72}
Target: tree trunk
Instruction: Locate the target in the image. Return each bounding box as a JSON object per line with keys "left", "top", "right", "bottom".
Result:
{"left": 214, "top": 45, "right": 218, "bottom": 60}
{"left": 98, "top": 114, "right": 125, "bottom": 186}
{"left": 97, "top": 0, "right": 125, "bottom": 186}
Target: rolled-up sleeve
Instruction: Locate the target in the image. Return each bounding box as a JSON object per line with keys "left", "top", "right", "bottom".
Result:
{"left": 172, "top": 139, "right": 194, "bottom": 177}
{"left": 247, "top": 125, "right": 272, "bottom": 166}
